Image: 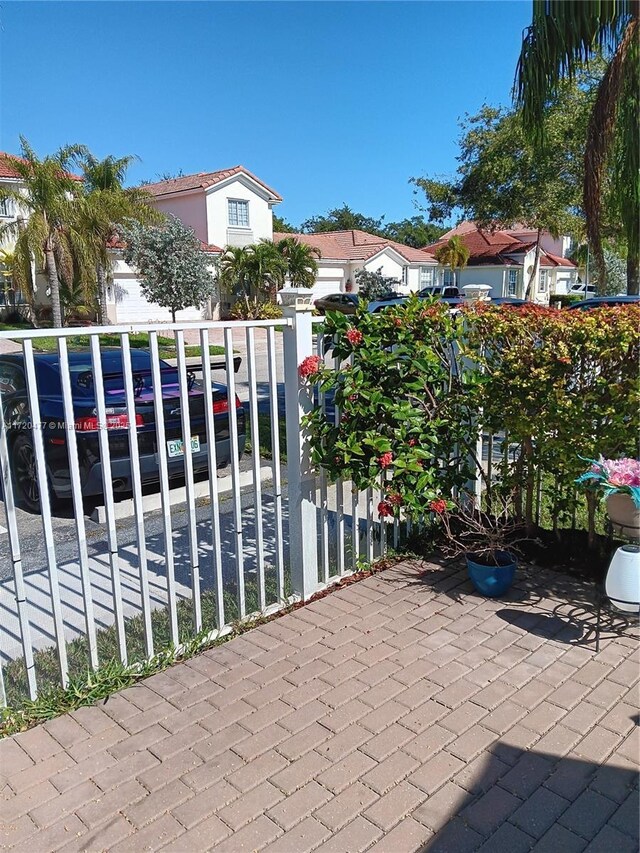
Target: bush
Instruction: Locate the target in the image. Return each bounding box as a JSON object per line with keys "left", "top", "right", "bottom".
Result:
{"left": 230, "top": 298, "right": 282, "bottom": 320}
{"left": 553, "top": 294, "right": 583, "bottom": 308}
{"left": 303, "top": 298, "right": 640, "bottom": 548}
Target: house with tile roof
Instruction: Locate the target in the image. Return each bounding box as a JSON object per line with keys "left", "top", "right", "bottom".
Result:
{"left": 0, "top": 156, "right": 284, "bottom": 323}
{"left": 426, "top": 222, "right": 578, "bottom": 301}
{"left": 106, "top": 166, "right": 283, "bottom": 322}
{"left": 272, "top": 230, "right": 438, "bottom": 299}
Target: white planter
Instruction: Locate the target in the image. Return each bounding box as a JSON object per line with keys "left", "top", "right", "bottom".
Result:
{"left": 606, "top": 493, "right": 640, "bottom": 536}
{"left": 605, "top": 545, "right": 640, "bottom": 613}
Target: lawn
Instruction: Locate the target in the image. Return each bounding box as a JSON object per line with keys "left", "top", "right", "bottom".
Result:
{"left": 3, "top": 330, "right": 225, "bottom": 360}
{"left": 246, "top": 411, "right": 287, "bottom": 462}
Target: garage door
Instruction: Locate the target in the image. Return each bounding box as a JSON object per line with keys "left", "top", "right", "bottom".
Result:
{"left": 311, "top": 280, "right": 344, "bottom": 302}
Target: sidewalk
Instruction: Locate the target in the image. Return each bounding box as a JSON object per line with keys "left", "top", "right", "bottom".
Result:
{"left": 1, "top": 560, "right": 638, "bottom": 852}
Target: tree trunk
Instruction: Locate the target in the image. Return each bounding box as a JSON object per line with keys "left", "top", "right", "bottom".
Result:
{"left": 97, "top": 264, "right": 109, "bottom": 325}
{"left": 586, "top": 491, "right": 597, "bottom": 550}
{"left": 44, "top": 242, "right": 63, "bottom": 328}
{"left": 171, "top": 307, "right": 176, "bottom": 324}
{"left": 524, "top": 230, "right": 542, "bottom": 301}
{"left": 627, "top": 253, "right": 639, "bottom": 295}
{"left": 523, "top": 436, "right": 536, "bottom": 535}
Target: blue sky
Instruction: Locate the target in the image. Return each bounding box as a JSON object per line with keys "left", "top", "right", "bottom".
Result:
{"left": 0, "top": 1, "right": 532, "bottom": 226}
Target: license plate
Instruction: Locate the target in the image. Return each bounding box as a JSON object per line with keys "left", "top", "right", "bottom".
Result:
{"left": 167, "top": 436, "right": 200, "bottom": 458}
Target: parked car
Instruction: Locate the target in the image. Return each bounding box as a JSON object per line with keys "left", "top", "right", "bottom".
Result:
{"left": 0, "top": 349, "right": 246, "bottom": 512}
{"left": 568, "top": 282, "right": 597, "bottom": 297}
{"left": 417, "top": 285, "right": 461, "bottom": 299}
{"left": 488, "top": 297, "right": 527, "bottom": 307}
{"left": 314, "top": 293, "right": 361, "bottom": 315}
{"left": 567, "top": 295, "right": 640, "bottom": 310}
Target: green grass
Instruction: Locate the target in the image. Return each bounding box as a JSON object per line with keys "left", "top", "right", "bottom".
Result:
{"left": 1, "top": 569, "right": 293, "bottom": 731}
{"left": 246, "top": 412, "right": 287, "bottom": 462}
{"left": 5, "top": 331, "right": 225, "bottom": 360}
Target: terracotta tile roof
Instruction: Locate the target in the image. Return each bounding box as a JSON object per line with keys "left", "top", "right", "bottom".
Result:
{"left": 273, "top": 230, "right": 435, "bottom": 264}
{"left": 142, "top": 166, "right": 282, "bottom": 201}
{"left": 106, "top": 235, "right": 222, "bottom": 253}
{"left": 426, "top": 226, "right": 577, "bottom": 269}
{"left": 0, "top": 151, "right": 82, "bottom": 181}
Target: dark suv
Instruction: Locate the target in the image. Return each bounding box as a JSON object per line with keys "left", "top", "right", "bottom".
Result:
{"left": 0, "top": 349, "right": 245, "bottom": 511}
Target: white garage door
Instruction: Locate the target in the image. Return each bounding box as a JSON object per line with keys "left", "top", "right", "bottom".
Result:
{"left": 311, "top": 280, "right": 344, "bottom": 302}
{"left": 111, "top": 277, "right": 208, "bottom": 324}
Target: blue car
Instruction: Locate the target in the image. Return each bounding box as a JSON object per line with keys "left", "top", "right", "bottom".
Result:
{"left": 0, "top": 349, "right": 245, "bottom": 512}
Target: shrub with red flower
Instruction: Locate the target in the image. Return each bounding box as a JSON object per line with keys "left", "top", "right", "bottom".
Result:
{"left": 377, "top": 500, "right": 394, "bottom": 518}
{"left": 378, "top": 452, "right": 393, "bottom": 469}
{"left": 299, "top": 355, "right": 322, "bottom": 379}
{"left": 428, "top": 499, "right": 448, "bottom": 514}
{"left": 345, "top": 327, "right": 363, "bottom": 346}
{"left": 387, "top": 492, "right": 403, "bottom": 506}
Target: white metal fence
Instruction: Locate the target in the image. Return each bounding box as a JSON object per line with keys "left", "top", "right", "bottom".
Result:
{"left": 0, "top": 305, "right": 387, "bottom": 705}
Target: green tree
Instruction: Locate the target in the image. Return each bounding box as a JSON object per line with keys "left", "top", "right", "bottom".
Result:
{"left": 272, "top": 214, "right": 297, "bottom": 233}
{"left": 0, "top": 247, "right": 34, "bottom": 317}
{"left": 217, "top": 241, "right": 287, "bottom": 307}
{"left": 301, "top": 204, "right": 385, "bottom": 235}
{"left": 412, "top": 79, "right": 591, "bottom": 297}
{"left": 354, "top": 267, "right": 400, "bottom": 301}
{"left": 276, "top": 237, "right": 320, "bottom": 288}
{"left": 382, "top": 217, "right": 446, "bottom": 248}
{"left": 121, "top": 217, "right": 215, "bottom": 322}
{"left": 515, "top": 0, "right": 639, "bottom": 294}
{"left": 0, "top": 138, "right": 92, "bottom": 327}
{"left": 433, "top": 236, "right": 470, "bottom": 289}
{"left": 81, "top": 153, "right": 160, "bottom": 323}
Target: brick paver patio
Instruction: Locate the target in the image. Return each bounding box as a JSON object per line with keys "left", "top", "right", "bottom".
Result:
{"left": 1, "top": 560, "right": 638, "bottom": 852}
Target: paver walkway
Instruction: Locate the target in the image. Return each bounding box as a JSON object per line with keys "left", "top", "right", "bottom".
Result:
{"left": 1, "top": 560, "right": 638, "bottom": 852}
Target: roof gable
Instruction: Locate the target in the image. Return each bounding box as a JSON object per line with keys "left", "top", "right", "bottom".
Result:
{"left": 273, "top": 230, "right": 435, "bottom": 263}
{"left": 142, "top": 165, "right": 282, "bottom": 201}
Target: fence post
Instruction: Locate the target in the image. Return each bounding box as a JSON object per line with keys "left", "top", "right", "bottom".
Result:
{"left": 282, "top": 300, "right": 318, "bottom": 600}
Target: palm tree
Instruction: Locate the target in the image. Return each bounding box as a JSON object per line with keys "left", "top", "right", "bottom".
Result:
{"left": 0, "top": 247, "right": 35, "bottom": 316}
{"left": 433, "top": 236, "right": 470, "bottom": 289}
{"left": 516, "top": 1, "right": 639, "bottom": 294}
{"left": 217, "top": 245, "right": 254, "bottom": 308}
{"left": 276, "top": 237, "right": 320, "bottom": 288}
{"left": 82, "top": 154, "right": 160, "bottom": 323}
{"left": 0, "top": 138, "right": 91, "bottom": 327}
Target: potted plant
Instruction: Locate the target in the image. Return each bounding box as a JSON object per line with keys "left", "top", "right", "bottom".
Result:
{"left": 576, "top": 457, "right": 640, "bottom": 536}
{"left": 433, "top": 490, "right": 527, "bottom": 597}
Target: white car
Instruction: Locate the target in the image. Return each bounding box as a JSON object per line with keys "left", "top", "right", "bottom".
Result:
{"left": 568, "top": 282, "right": 596, "bottom": 297}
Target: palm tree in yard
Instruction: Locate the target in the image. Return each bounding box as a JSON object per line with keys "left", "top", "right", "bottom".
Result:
{"left": 81, "top": 154, "right": 160, "bottom": 323}
{"left": 516, "top": 0, "right": 639, "bottom": 294}
{"left": 0, "top": 138, "right": 92, "bottom": 327}
{"left": 276, "top": 236, "right": 320, "bottom": 288}
{"left": 433, "top": 236, "right": 470, "bottom": 290}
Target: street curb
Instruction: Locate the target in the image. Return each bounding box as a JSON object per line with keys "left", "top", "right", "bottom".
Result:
{"left": 91, "top": 465, "right": 273, "bottom": 523}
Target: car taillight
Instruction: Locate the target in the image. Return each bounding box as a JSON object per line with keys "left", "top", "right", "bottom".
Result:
{"left": 75, "top": 413, "right": 144, "bottom": 431}
{"left": 212, "top": 395, "right": 243, "bottom": 414}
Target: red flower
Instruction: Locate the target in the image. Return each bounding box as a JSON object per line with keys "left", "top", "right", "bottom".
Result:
{"left": 348, "top": 394, "right": 358, "bottom": 403}
{"left": 378, "top": 500, "right": 394, "bottom": 518}
{"left": 346, "top": 327, "right": 363, "bottom": 346}
{"left": 387, "top": 492, "right": 403, "bottom": 506}
{"left": 378, "top": 452, "right": 393, "bottom": 469}
{"left": 299, "top": 355, "right": 322, "bottom": 378}
{"left": 429, "top": 499, "right": 447, "bottom": 514}
{"left": 393, "top": 317, "right": 403, "bottom": 327}
{"left": 408, "top": 438, "right": 418, "bottom": 447}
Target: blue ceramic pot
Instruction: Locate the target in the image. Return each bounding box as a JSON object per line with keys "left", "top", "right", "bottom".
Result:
{"left": 466, "top": 551, "right": 516, "bottom": 597}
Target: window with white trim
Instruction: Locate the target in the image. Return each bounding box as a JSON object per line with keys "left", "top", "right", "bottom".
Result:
{"left": 507, "top": 269, "right": 518, "bottom": 296}
{"left": 227, "top": 199, "right": 249, "bottom": 227}
{"left": 443, "top": 269, "right": 454, "bottom": 287}
{"left": 420, "top": 266, "right": 434, "bottom": 288}
{"left": 0, "top": 198, "right": 14, "bottom": 218}
{"left": 401, "top": 266, "right": 408, "bottom": 285}
{"left": 538, "top": 269, "right": 548, "bottom": 292}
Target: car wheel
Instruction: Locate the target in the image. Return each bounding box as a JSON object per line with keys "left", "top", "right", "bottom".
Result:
{"left": 12, "top": 433, "right": 42, "bottom": 513}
